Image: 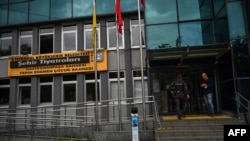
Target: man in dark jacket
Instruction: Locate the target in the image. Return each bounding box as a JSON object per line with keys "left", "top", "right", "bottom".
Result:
{"left": 201, "top": 72, "right": 214, "bottom": 117}
{"left": 170, "top": 74, "right": 189, "bottom": 120}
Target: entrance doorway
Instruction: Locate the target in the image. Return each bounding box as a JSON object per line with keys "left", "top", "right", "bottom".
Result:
{"left": 150, "top": 65, "right": 216, "bottom": 115}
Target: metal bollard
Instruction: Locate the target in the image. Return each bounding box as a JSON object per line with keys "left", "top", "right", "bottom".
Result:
{"left": 131, "top": 107, "right": 139, "bottom": 141}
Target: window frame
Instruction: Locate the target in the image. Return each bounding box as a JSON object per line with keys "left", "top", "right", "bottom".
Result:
{"left": 132, "top": 70, "right": 148, "bottom": 103}
{"left": 0, "top": 32, "right": 12, "bottom": 58}
{"left": 107, "top": 21, "right": 125, "bottom": 50}
{"left": 62, "top": 25, "right": 77, "bottom": 52}
{"left": 84, "top": 74, "right": 101, "bottom": 104}
{"left": 39, "top": 28, "right": 54, "bottom": 54}
{"left": 130, "top": 18, "right": 145, "bottom": 48}
{"left": 84, "top": 23, "right": 101, "bottom": 50}
{"left": 0, "top": 80, "right": 10, "bottom": 108}
{"left": 62, "top": 76, "right": 77, "bottom": 104}
{"left": 19, "top": 30, "right": 32, "bottom": 55}
{"left": 18, "top": 82, "right": 31, "bottom": 107}
{"left": 108, "top": 71, "right": 126, "bottom": 104}
{"left": 38, "top": 77, "right": 53, "bottom": 105}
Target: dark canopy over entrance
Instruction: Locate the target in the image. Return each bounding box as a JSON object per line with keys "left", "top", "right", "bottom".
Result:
{"left": 147, "top": 44, "right": 229, "bottom": 67}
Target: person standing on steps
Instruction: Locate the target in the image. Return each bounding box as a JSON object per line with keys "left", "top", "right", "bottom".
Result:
{"left": 201, "top": 72, "right": 215, "bottom": 117}
{"left": 170, "top": 74, "right": 189, "bottom": 120}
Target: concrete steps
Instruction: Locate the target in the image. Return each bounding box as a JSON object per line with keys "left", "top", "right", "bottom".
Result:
{"left": 154, "top": 114, "right": 245, "bottom": 141}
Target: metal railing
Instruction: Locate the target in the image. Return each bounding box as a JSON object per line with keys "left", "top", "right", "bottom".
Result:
{"left": 0, "top": 96, "right": 160, "bottom": 140}
{"left": 235, "top": 92, "right": 250, "bottom": 124}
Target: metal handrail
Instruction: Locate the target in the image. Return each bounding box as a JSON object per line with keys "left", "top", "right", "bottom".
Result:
{"left": 235, "top": 92, "right": 250, "bottom": 123}
{"left": 0, "top": 96, "right": 160, "bottom": 135}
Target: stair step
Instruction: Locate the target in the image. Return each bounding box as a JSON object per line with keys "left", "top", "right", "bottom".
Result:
{"left": 156, "top": 136, "right": 223, "bottom": 141}
{"left": 156, "top": 129, "right": 223, "bottom": 137}
{"left": 155, "top": 114, "right": 245, "bottom": 141}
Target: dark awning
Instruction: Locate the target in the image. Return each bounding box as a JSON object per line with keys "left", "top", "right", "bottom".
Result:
{"left": 147, "top": 44, "right": 230, "bottom": 67}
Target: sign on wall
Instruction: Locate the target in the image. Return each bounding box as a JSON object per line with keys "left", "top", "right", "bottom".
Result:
{"left": 8, "top": 49, "right": 107, "bottom": 77}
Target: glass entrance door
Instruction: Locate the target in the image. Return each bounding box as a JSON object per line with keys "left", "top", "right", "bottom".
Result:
{"left": 150, "top": 66, "right": 216, "bottom": 115}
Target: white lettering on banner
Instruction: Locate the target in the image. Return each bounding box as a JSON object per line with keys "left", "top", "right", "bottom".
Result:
{"left": 18, "top": 60, "right": 37, "bottom": 67}
{"left": 40, "top": 57, "right": 81, "bottom": 65}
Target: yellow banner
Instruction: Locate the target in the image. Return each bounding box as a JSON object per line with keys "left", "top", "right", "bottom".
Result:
{"left": 8, "top": 49, "right": 107, "bottom": 77}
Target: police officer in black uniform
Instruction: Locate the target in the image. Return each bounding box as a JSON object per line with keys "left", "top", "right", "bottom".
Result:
{"left": 170, "top": 74, "right": 189, "bottom": 120}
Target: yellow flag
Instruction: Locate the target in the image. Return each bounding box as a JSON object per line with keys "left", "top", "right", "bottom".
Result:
{"left": 92, "top": 0, "right": 97, "bottom": 49}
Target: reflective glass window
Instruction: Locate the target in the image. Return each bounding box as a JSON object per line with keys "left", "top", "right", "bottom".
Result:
{"left": 214, "top": 18, "right": 229, "bottom": 43}
{"left": 146, "top": 24, "right": 178, "bottom": 49}
{"left": 215, "top": 4, "right": 227, "bottom": 18}
{"left": 9, "top": 0, "right": 26, "bottom": 2}
{"left": 179, "top": 21, "right": 213, "bottom": 46}
{"left": 0, "top": 5, "right": 8, "bottom": 25}
{"left": 0, "top": 33, "right": 12, "bottom": 57}
{"left": 231, "top": 39, "right": 250, "bottom": 77}
{"left": 51, "top": 0, "right": 72, "bottom": 20}
{"left": 73, "top": 0, "right": 91, "bottom": 17}
{"left": 30, "top": 0, "right": 50, "bottom": 22}
{"left": 19, "top": 30, "right": 32, "bottom": 55}
{"left": 9, "top": 3, "right": 28, "bottom": 24}
{"left": 120, "top": 0, "right": 138, "bottom": 13}
{"left": 178, "top": 0, "right": 211, "bottom": 21}
{"left": 40, "top": 28, "right": 54, "bottom": 54}
{"left": 246, "top": 1, "right": 250, "bottom": 35}
{"left": 145, "top": 0, "right": 177, "bottom": 24}
{"left": 213, "top": 0, "right": 225, "bottom": 16}
{"left": 98, "top": 0, "right": 115, "bottom": 15}
{"left": 62, "top": 25, "right": 77, "bottom": 52}
{"left": 227, "top": 1, "right": 246, "bottom": 38}
{"left": 0, "top": 0, "right": 8, "bottom": 4}
{"left": 199, "top": 0, "right": 212, "bottom": 19}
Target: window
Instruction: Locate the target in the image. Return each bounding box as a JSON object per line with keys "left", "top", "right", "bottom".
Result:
{"left": 9, "top": 2, "right": 28, "bottom": 24}
{"left": 62, "top": 75, "right": 76, "bottom": 103}
{"left": 19, "top": 30, "right": 32, "bottom": 55}
{"left": 130, "top": 19, "right": 145, "bottom": 48}
{"left": 107, "top": 21, "right": 124, "bottom": 49}
{"left": 40, "top": 28, "right": 54, "bottom": 54}
{"left": 62, "top": 25, "right": 77, "bottom": 52}
{"left": 0, "top": 32, "right": 12, "bottom": 57}
{"left": 146, "top": 24, "right": 178, "bottom": 49}
{"left": 109, "top": 71, "right": 126, "bottom": 103}
{"left": 0, "top": 79, "right": 10, "bottom": 106}
{"left": 85, "top": 73, "right": 100, "bottom": 102}
{"left": 84, "top": 24, "right": 100, "bottom": 50}
{"left": 18, "top": 78, "right": 31, "bottom": 105}
{"left": 39, "top": 76, "right": 53, "bottom": 104}
{"left": 132, "top": 70, "right": 148, "bottom": 103}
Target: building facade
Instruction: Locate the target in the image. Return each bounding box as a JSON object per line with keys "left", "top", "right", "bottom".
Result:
{"left": 0, "top": 0, "right": 250, "bottom": 124}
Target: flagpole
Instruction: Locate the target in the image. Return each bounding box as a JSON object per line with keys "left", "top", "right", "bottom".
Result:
{"left": 137, "top": 0, "right": 146, "bottom": 130}
{"left": 92, "top": 0, "right": 98, "bottom": 131}
{"left": 115, "top": 0, "right": 122, "bottom": 131}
